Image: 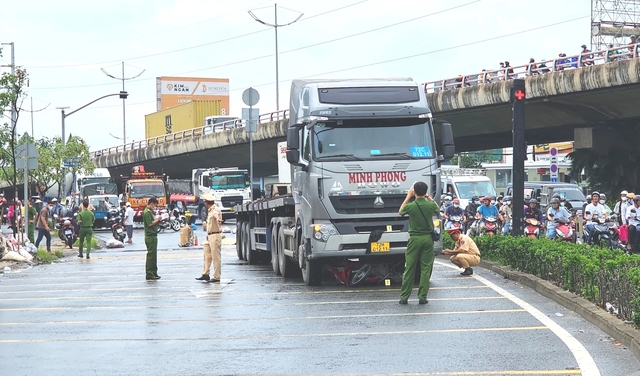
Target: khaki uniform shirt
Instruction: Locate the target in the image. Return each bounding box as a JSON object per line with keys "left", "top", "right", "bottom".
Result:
{"left": 204, "top": 205, "right": 222, "bottom": 239}
{"left": 454, "top": 234, "right": 481, "bottom": 256}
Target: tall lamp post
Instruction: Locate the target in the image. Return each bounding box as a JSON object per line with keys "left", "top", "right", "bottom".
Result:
{"left": 248, "top": 4, "right": 303, "bottom": 112}
{"left": 57, "top": 91, "right": 128, "bottom": 199}
{"left": 101, "top": 62, "right": 145, "bottom": 145}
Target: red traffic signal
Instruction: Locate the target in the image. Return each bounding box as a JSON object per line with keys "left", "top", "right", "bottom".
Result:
{"left": 514, "top": 89, "right": 526, "bottom": 101}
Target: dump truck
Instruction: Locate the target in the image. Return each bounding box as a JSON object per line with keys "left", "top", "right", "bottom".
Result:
{"left": 121, "top": 165, "right": 167, "bottom": 222}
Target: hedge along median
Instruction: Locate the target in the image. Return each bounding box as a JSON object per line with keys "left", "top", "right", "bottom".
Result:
{"left": 442, "top": 232, "right": 640, "bottom": 326}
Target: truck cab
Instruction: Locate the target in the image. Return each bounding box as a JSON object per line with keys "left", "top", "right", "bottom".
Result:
{"left": 440, "top": 168, "right": 497, "bottom": 209}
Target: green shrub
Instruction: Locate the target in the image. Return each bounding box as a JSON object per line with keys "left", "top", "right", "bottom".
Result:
{"left": 466, "top": 234, "right": 640, "bottom": 324}
{"left": 54, "top": 250, "right": 64, "bottom": 258}
{"left": 36, "top": 249, "right": 56, "bottom": 262}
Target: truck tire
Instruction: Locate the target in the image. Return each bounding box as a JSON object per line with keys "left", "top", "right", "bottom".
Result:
{"left": 236, "top": 221, "right": 244, "bottom": 260}
{"left": 242, "top": 222, "right": 250, "bottom": 261}
{"left": 278, "top": 227, "right": 297, "bottom": 278}
{"left": 246, "top": 226, "right": 256, "bottom": 265}
{"left": 271, "top": 225, "right": 280, "bottom": 275}
{"left": 199, "top": 206, "right": 207, "bottom": 222}
{"left": 302, "top": 258, "right": 323, "bottom": 286}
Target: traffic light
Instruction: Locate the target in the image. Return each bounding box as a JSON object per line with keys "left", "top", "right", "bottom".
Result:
{"left": 511, "top": 79, "right": 526, "bottom": 236}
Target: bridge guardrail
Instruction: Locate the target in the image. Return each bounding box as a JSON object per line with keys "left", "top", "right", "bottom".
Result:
{"left": 91, "top": 109, "right": 289, "bottom": 158}
{"left": 423, "top": 43, "right": 640, "bottom": 93}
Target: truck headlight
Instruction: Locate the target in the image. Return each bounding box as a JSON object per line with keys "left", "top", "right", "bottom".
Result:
{"left": 313, "top": 223, "right": 337, "bottom": 242}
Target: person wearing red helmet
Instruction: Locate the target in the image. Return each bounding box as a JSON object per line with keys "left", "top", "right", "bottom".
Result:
{"left": 443, "top": 228, "right": 481, "bottom": 276}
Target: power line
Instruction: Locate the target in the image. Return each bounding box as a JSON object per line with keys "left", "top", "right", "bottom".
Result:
{"left": 29, "top": 0, "right": 475, "bottom": 90}
{"left": 27, "top": 0, "right": 369, "bottom": 70}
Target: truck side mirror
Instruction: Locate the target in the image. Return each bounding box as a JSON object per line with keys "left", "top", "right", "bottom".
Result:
{"left": 286, "top": 126, "right": 306, "bottom": 167}
{"left": 439, "top": 122, "right": 455, "bottom": 161}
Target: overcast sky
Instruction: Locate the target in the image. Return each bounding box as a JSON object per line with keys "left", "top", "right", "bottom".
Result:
{"left": 1, "top": 0, "right": 591, "bottom": 151}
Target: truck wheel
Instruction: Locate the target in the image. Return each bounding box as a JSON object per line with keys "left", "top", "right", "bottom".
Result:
{"left": 278, "top": 227, "right": 297, "bottom": 278}
{"left": 242, "top": 222, "right": 250, "bottom": 261}
{"left": 199, "top": 207, "right": 207, "bottom": 222}
{"left": 247, "top": 226, "right": 256, "bottom": 265}
{"left": 271, "top": 225, "right": 280, "bottom": 275}
{"left": 236, "top": 221, "right": 244, "bottom": 260}
{"left": 302, "top": 258, "right": 323, "bottom": 286}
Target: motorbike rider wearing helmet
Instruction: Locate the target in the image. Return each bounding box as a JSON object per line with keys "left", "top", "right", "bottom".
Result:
{"left": 525, "top": 198, "right": 544, "bottom": 223}
{"left": 626, "top": 195, "right": 640, "bottom": 253}
{"left": 598, "top": 193, "right": 613, "bottom": 215}
{"left": 546, "top": 198, "right": 571, "bottom": 239}
{"left": 623, "top": 192, "right": 636, "bottom": 226}
{"left": 444, "top": 198, "right": 465, "bottom": 229}
{"left": 615, "top": 190, "right": 629, "bottom": 225}
{"left": 584, "top": 191, "right": 608, "bottom": 245}
{"left": 474, "top": 196, "right": 503, "bottom": 235}
{"left": 440, "top": 195, "right": 453, "bottom": 213}
{"left": 501, "top": 196, "right": 513, "bottom": 235}
{"left": 464, "top": 195, "right": 481, "bottom": 233}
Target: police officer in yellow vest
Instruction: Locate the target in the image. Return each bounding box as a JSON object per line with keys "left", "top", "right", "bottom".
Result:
{"left": 195, "top": 193, "right": 222, "bottom": 282}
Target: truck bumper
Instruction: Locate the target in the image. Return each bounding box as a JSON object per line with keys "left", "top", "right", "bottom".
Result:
{"left": 309, "top": 232, "right": 442, "bottom": 259}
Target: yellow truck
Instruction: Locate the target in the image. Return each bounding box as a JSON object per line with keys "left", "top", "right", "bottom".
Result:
{"left": 145, "top": 100, "right": 222, "bottom": 139}
{"left": 121, "top": 165, "right": 167, "bottom": 222}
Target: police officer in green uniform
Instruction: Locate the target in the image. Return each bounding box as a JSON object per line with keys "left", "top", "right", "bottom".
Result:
{"left": 398, "top": 181, "right": 439, "bottom": 305}
{"left": 144, "top": 197, "right": 163, "bottom": 280}
{"left": 77, "top": 200, "right": 95, "bottom": 259}
{"left": 28, "top": 199, "right": 40, "bottom": 244}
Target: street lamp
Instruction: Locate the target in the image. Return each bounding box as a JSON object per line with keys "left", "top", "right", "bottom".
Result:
{"left": 57, "top": 91, "right": 128, "bottom": 198}
{"left": 101, "top": 62, "right": 145, "bottom": 145}
{"left": 248, "top": 4, "right": 303, "bottom": 112}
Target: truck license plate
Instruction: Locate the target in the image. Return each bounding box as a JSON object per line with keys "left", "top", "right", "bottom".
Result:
{"left": 370, "top": 242, "right": 390, "bottom": 253}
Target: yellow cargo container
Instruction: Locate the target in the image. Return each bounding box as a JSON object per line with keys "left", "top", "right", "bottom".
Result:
{"left": 145, "top": 100, "right": 222, "bottom": 139}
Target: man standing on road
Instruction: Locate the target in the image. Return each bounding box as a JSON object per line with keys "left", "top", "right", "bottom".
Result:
{"left": 442, "top": 228, "right": 481, "bottom": 275}
{"left": 27, "top": 198, "right": 39, "bottom": 243}
{"left": 77, "top": 200, "right": 95, "bottom": 259}
{"left": 398, "top": 181, "right": 439, "bottom": 305}
{"left": 144, "top": 197, "right": 163, "bottom": 280}
{"left": 196, "top": 193, "right": 222, "bottom": 282}
{"left": 124, "top": 202, "right": 135, "bottom": 244}
{"left": 35, "top": 200, "right": 53, "bottom": 252}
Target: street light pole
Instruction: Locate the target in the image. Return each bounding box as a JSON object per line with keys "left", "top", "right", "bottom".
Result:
{"left": 248, "top": 4, "right": 303, "bottom": 112}
{"left": 101, "top": 62, "right": 145, "bottom": 146}
{"left": 56, "top": 91, "right": 128, "bottom": 199}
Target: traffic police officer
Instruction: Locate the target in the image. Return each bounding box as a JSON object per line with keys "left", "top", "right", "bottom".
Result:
{"left": 398, "top": 181, "right": 439, "bottom": 305}
{"left": 77, "top": 200, "right": 95, "bottom": 259}
{"left": 195, "top": 193, "right": 222, "bottom": 282}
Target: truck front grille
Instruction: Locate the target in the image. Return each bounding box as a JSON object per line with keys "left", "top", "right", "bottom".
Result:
{"left": 329, "top": 195, "right": 405, "bottom": 214}
{"left": 221, "top": 196, "right": 243, "bottom": 208}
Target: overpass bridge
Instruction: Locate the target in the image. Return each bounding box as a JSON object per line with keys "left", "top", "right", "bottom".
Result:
{"left": 92, "top": 45, "right": 640, "bottom": 180}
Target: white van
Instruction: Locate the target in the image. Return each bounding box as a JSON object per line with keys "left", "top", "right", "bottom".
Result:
{"left": 440, "top": 168, "right": 497, "bottom": 209}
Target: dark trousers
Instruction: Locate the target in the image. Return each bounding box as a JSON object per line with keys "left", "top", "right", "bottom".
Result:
{"left": 629, "top": 225, "right": 639, "bottom": 252}
{"left": 35, "top": 228, "right": 52, "bottom": 251}
{"left": 126, "top": 225, "right": 133, "bottom": 239}
{"left": 145, "top": 236, "right": 158, "bottom": 277}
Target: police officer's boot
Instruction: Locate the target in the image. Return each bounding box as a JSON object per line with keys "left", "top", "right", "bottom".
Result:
{"left": 460, "top": 268, "right": 473, "bottom": 276}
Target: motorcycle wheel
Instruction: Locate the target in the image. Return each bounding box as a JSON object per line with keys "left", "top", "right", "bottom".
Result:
{"left": 349, "top": 264, "right": 373, "bottom": 286}
{"left": 170, "top": 219, "right": 181, "bottom": 232}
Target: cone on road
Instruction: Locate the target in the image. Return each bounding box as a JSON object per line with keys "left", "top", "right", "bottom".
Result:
{"left": 194, "top": 235, "right": 199, "bottom": 246}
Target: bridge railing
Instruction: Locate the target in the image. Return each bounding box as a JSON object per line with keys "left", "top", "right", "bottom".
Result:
{"left": 91, "top": 109, "right": 289, "bottom": 158}
{"left": 424, "top": 43, "right": 640, "bottom": 93}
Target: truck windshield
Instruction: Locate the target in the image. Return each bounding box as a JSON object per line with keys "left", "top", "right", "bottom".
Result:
{"left": 312, "top": 120, "right": 435, "bottom": 161}
{"left": 455, "top": 181, "right": 497, "bottom": 199}
{"left": 130, "top": 182, "right": 166, "bottom": 198}
{"left": 209, "top": 173, "right": 250, "bottom": 189}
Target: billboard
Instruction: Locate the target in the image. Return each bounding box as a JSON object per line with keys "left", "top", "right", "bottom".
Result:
{"left": 156, "top": 76, "right": 230, "bottom": 114}
{"left": 534, "top": 142, "right": 573, "bottom": 154}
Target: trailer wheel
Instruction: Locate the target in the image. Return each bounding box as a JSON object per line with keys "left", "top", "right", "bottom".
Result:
{"left": 246, "top": 226, "right": 256, "bottom": 266}
{"left": 278, "top": 227, "right": 297, "bottom": 278}
{"left": 271, "top": 224, "right": 280, "bottom": 275}
{"left": 242, "top": 222, "right": 250, "bottom": 261}
{"left": 236, "top": 221, "right": 244, "bottom": 260}
{"left": 302, "top": 258, "right": 323, "bottom": 286}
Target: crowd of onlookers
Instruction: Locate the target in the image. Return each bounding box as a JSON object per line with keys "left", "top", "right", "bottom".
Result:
{"left": 431, "top": 36, "right": 640, "bottom": 91}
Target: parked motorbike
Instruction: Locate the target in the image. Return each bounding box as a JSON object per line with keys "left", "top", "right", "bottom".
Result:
{"left": 524, "top": 218, "right": 542, "bottom": 238}
{"left": 106, "top": 209, "right": 126, "bottom": 242}
{"left": 171, "top": 207, "right": 186, "bottom": 231}
{"left": 60, "top": 218, "right": 77, "bottom": 249}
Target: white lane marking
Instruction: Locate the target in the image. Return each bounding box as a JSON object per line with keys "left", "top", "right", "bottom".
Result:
{"left": 435, "top": 260, "right": 600, "bottom": 376}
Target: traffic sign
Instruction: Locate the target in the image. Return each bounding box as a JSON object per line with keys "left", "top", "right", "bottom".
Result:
{"left": 242, "top": 87, "right": 260, "bottom": 107}
{"left": 242, "top": 108, "right": 259, "bottom": 133}
{"left": 549, "top": 147, "right": 558, "bottom": 182}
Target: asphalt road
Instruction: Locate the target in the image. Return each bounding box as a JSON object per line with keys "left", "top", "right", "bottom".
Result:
{"left": 1, "top": 225, "right": 639, "bottom": 375}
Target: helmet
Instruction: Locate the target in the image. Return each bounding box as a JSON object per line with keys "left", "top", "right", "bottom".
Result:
{"left": 600, "top": 193, "right": 606, "bottom": 201}
{"left": 440, "top": 194, "right": 446, "bottom": 201}
{"left": 529, "top": 198, "right": 539, "bottom": 204}
{"left": 63, "top": 220, "right": 71, "bottom": 226}
{"left": 444, "top": 195, "right": 452, "bottom": 201}
{"left": 550, "top": 198, "right": 560, "bottom": 204}
{"left": 503, "top": 195, "right": 512, "bottom": 202}
{"left": 628, "top": 192, "right": 635, "bottom": 199}
{"left": 498, "top": 195, "right": 504, "bottom": 199}
{"left": 471, "top": 195, "right": 479, "bottom": 201}
{"left": 621, "top": 190, "right": 629, "bottom": 196}
{"left": 452, "top": 198, "right": 460, "bottom": 204}
{"left": 490, "top": 195, "right": 496, "bottom": 201}
{"left": 483, "top": 195, "right": 491, "bottom": 201}
{"left": 552, "top": 193, "right": 561, "bottom": 199}
{"left": 591, "top": 191, "right": 600, "bottom": 198}
{"left": 634, "top": 195, "right": 640, "bottom": 202}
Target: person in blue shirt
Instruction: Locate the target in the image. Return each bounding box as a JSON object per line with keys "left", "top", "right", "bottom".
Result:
{"left": 444, "top": 198, "right": 465, "bottom": 229}
{"left": 546, "top": 198, "right": 571, "bottom": 239}
{"left": 525, "top": 198, "right": 544, "bottom": 223}
{"left": 473, "top": 196, "right": 503, "bottom": 235}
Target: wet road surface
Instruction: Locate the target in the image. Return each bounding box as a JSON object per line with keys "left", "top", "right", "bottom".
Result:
{"left": 1, "top": 227, "right": 639, "bottom": 375}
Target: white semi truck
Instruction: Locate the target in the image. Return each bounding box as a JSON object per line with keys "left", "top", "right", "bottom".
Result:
{"left": 235, "top": 78, "right": 455, "bottom": 286}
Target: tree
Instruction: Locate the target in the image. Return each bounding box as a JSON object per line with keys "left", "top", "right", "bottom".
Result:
{"left": 449, "top": 153, "right": 494, "bottom": 168}
{"left": 0, "top": 52, "right": 28, "bottom": 200}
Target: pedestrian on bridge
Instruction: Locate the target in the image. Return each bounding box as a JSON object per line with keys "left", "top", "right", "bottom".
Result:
{"left": 442, "top": 228, "right": 481, "bottom": 276}
{"left": 144, "top": 197, "right": 163, "bottom": 280}
{"left": 195, "top": 193, "right": 222, "bottom": 283}
{"left": 77, "top": 200, "right": 95, "bottom": 259}
{"left": 398, "top": 182, "right": 438, "bottom": 305}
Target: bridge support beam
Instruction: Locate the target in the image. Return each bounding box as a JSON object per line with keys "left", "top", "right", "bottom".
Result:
{"left": 574, "top": 127, "right": 611, "bottom": 154}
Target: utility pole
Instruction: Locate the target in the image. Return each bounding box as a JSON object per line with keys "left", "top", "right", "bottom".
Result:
{"left": 101, "top": 62, "right": 145, "bottom": 145}
{"left": 248, "top": 4, "right": 303, "bottom": 112}
{"left": 511, "top": 79, "right": 526, "bottom": 236}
